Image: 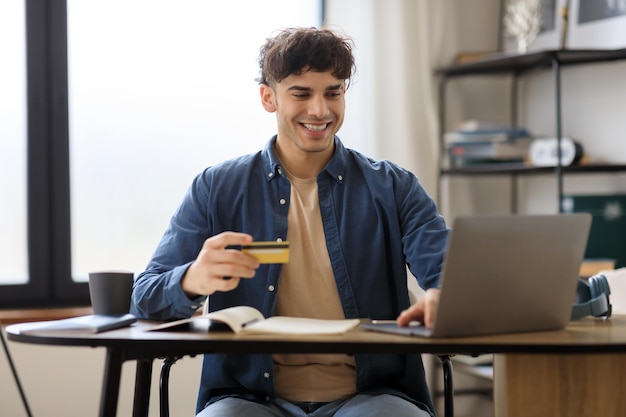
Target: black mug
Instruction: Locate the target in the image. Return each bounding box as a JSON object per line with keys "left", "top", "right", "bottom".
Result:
{"left": 88, "top": 271, "right": 134, "bottom": 315}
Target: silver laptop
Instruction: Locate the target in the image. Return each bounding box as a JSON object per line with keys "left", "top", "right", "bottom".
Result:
{"left": 362, "top": 214, "right": 592, "bottom": 338}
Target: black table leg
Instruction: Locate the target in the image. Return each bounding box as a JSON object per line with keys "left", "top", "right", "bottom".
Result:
{"left": 133, "top": 358, "right": 154, "bottom": 417}
{"left": 160, "top": 356, "right": 182, "bottom": 417}
{"left": 100, "top": 348, "right": 124, "bottom": 417}
{"left": 1, "top": 323, "right": 33, "bottom": 417}
{"left": 438, "top": 355, "right": 454, "bottom": 417}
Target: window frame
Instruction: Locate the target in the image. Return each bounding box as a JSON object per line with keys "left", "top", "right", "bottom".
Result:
{"left": 0, "top": 0, "right": 88, "bottom": 308}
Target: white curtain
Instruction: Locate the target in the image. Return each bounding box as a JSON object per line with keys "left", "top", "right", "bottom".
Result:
{"left": 325, "top": 0, "right": 458, "bottom": 198}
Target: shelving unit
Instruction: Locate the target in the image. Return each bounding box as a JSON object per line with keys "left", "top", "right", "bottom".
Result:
{"left": 436, "top": 48, "right": 626, "bottom": 213}
{"left": 432, "top": 49, "right": 626, "bottom": 415}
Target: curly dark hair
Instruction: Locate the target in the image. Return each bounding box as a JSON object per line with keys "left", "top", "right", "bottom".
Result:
{"left": 257, "top": 27, "right": 356, "bottom": 87}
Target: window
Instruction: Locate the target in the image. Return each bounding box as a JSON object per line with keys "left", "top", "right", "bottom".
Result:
{"left": 0, "top": 0, "right": 321, "bottom": 308}
{"left": 67, "top": 0, "right": 320, "bottom": 281}
{"left": 0, "top": 1, "right": 27, "bottom": 286}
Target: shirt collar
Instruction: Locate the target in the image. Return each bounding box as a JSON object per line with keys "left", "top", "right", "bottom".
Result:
{"left": 261, "top": 135, "right": 347, "bottom": 184}
{"left": 262, "top": 136, "right": 282, "bottom": 182}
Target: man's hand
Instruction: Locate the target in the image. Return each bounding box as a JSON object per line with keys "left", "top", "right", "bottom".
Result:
{"left": 396, "top": 288, "right": 440, "bottom": 329}
{"left": 181, "top": 232, "right": 261, "bottom": 297}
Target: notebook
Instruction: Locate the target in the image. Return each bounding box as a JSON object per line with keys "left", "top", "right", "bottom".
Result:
{"left": 362, "top": 214, "right": 592, "bottom": 338}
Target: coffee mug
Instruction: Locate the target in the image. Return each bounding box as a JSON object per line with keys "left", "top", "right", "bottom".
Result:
{"left": 88, "top": 271, "right": 134, "bottom": 315}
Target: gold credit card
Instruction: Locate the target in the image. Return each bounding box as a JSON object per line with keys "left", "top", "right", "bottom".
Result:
{"left": 240, "top": 242, "right": 290, "bottom": 264}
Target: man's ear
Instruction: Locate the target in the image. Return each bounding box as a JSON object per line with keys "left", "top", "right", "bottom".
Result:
{"left": 260, "top": 84, "right": 277, "bottom": 113}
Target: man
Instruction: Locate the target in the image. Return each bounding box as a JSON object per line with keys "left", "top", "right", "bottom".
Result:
{"left": 131, "top": 27, "right": 448, "bottom": 417}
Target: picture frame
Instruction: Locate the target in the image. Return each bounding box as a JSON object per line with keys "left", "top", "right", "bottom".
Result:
{"left": 500, "top": 0, "right": 562, "bottom": 54}
{"left": 529, "top": 0, "right": 561, "bottom": 51}
{"left": 567, "top": 0, "right": 626, "bottom": 49}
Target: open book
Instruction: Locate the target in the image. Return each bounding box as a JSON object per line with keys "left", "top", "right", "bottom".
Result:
{"left": 149, "top": 306, "right": 360, "bottom": 335}
{"left": 16, "top": 314, "right": 137, "bottom": 334}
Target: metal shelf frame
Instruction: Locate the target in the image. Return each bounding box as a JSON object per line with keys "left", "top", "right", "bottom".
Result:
{"left": 436, "top": 49, "right": 626, "bottom": 213}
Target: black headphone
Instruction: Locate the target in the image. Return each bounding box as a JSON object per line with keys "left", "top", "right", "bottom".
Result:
{"left": 570, "top": 274, "right": 612, "bottom": 320}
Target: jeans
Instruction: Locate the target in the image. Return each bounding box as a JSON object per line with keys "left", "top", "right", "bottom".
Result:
{"left": 196, "top": 394, "right": 432, "bottom": 417}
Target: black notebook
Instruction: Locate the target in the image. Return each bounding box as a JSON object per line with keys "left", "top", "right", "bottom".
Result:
{"left": 16, "top": 314, "right": 137, "bottom": 334}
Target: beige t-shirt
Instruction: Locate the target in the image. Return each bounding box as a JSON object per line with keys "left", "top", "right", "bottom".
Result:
{"left": 273, "top": 172, "right": 356, "bottom": 402}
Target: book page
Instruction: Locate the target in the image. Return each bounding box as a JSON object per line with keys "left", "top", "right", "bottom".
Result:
{"left": 206, "top": 306, "right": 265, "bottom": 333}
{"left": 243, "top": 316, "right": 360, "bottom": 335}
{"left": 147, "top": 306, "right": 360, "bottom": 335}
{"left": 146, "top": 306, "right": 263, "bottom": 333}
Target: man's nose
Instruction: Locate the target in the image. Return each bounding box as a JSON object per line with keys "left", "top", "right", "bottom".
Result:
{"left": 307, "top": 95, "right": 330, "bottom": 118}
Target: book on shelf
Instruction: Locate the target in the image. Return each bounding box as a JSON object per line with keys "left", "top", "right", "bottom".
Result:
{"left": 444, "top": 131, "right": 529, "bottom": 145}
{"left": 448, "top": 137, "right": 532, "bottom": 158}
{"left": 447, "top": 138, "right": 532, "bottom": 168}
{"left": 444, "top": 121, "right": 532, "bottom": 145}
{"left": 454, "top": 119, "right": 523, "bottom": 132}
{"left": 15, "top": 314, "right": 137, "bottom": 334}
{"left": 148, "top": 305, "right": 361, "bottom": 335}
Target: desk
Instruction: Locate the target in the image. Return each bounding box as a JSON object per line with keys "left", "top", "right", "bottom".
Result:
{"left": 7, "top": 316, "right": 626, "bottom": 417}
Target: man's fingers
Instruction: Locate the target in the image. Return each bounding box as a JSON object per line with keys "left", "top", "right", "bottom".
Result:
{"left": 396, "top": 306, "right": 421, "bottom": 327}
{"left": 212, "top": 276, "right": 241, "bottom": 291}
{"left": 200, "top": 233, "right": 260, "bottom": 269}
{"left": 210, "top": 262, "right": 258, "bottom": 280}
{"left": 203, "top": 232, "right": 253, "bottom": 250}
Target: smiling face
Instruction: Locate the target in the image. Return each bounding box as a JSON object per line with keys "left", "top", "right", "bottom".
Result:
{"left": 260, "top": 69, "right": 346, "bottom": 174}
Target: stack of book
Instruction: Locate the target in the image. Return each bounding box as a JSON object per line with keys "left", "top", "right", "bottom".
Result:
{"left": 444, "top": 121, "right": 533, "bottom": 168}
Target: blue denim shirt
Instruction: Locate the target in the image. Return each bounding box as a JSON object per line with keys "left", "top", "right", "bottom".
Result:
{"left": 131, "top": 136, "right": 448, "bottom": 415}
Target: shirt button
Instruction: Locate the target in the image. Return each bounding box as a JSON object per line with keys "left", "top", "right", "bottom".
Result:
{"left": 279, "top": 198, "right": 286, "bottom": 205}
{"left": 268, "top": 285, "right": 275, "bottom": 292}
{"left": 268, "top": 172, "right": 274, "bottom": 178}
{"left": 263, "top": 372, "right": 270, "bottom": 379}
{"left": 338, "top": 175, "right": 343, "bottom": 181}
{"left": 278, "top": 168, "right": 283, "bottom": 175}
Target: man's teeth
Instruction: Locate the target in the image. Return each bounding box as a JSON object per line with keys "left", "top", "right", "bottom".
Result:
{"left": 303, "top": 123, "right": 327, "bottom": 131}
